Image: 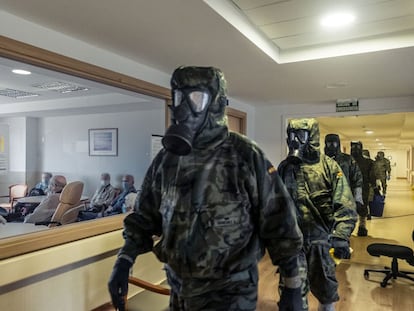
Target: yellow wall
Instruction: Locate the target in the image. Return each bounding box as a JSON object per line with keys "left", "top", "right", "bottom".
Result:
{"left": 0, "top": 230, "right": 166, "bottom": 311}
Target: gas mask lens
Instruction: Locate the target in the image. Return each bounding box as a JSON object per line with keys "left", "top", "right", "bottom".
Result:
{"left": 173, "top": 90, "right": 210, "bottom": 112}
{"left": 288, "top": 129, "right": 309, "bottom": 144}
{"left": 326, "top": 141, "right": 338, "bottom": 148}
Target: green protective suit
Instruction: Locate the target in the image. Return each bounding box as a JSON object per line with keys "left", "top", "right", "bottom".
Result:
{"left": 278, "top": 118, "right": 357, "bottom": 306}
{"left": 118, "top": 70, "right": 303, "bottom": 310}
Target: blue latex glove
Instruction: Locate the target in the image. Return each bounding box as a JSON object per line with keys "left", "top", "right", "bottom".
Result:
{"left": 331, "top": 238, "right": 351, "bottom": 259}
{"left": 278, "top": 287, "right": 303, "bottom": 311}
{"left": 108, "top": 258, "right": 132, "bottom": 310}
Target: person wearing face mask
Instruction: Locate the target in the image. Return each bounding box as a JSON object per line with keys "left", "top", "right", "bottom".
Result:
{"left": 278, "top": 119, "right": 357, "bottom": 311}
{"left": 24, "top": 175, "right": 67, "bottom": 224}
{"left": 324, "top": 134, "right": 364, "bottom": 217}
{"left": 107, "top": 66, "right": 304, "bottom": 311}
{"left": 78, "top": 173, "right": 118, "bottom": 221}
{"left": 103, "top": 174, "right": 136, "bottom": 217}
{"left": 32, "top": 172, "right": 53, "bottom": 195}
{"left": 89, "top": 173, "right": 117, "bottom": 212}
{"left": 374, "top": 151, "right": 391, "bottom": 196}
{"left": 350, "top": 141, "right": 376, "bottom": 234}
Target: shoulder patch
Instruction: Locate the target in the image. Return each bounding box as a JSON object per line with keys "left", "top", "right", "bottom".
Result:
{"left": 268, "top": 166, "right": 277, "bottom": 174}
{"left": 337, "top": 171, "right": 343, "bottom": 178}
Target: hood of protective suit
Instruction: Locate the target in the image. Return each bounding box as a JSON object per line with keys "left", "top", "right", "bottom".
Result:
{"left": 351, "top": 141, "right": 363, "bottom": 159}
{"left": 167, "top": 66, "right": 229, "bottom": 153}
{"left": 324, "top": 133, "right": 341, "bottom": 158}
{"left": 287, "top": 118, "right": 320, "bottom": 164}
{"left": 376, "top": 151, "right": 385, "bottom": 160}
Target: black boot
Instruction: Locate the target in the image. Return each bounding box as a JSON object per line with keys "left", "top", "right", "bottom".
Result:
{"left": 357, "top": 226, "right": 368, "bottom": 236}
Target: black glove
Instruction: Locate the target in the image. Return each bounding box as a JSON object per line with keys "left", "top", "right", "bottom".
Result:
{"left": 108, "top": 258, "right": 132, "bottom": 311}
{"left": 331, "top": 238, "right": 351, "bottom": 259}
{"left": 278, "top": 287, "right": 303, "bottom": 311}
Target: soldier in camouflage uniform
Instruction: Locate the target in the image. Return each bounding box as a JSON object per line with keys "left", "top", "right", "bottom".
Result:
{"left": 324, "top": 134, "right": 364, "bottom": 211}
{"left": 350, "top": 141, "right": 376, "bottom": 234}
{"left": 108, "top": 66, "right": 304, "bottom": 311}
{"left": 374, "top": 151, "right": 391, "bottom": 196}
{"left": 278, "top": 119, "right": 357, "bottom": 311}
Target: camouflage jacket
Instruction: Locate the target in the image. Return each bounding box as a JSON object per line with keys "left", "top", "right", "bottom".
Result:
{"left": 332, "top": 152, "right": 363, "bottom": 193}
{"left": 278, "top": 154, "right": 357, "bottom": 241}
{"left": 118, "top": 132, "right": 303, "bottom": 282}
{"left": 374, "top": 158, "right": 391, "bottom": 179}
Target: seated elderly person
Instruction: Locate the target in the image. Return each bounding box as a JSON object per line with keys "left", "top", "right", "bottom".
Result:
{"left": 24, "top": 175, "right": 67, "bottom": 224}
{"left": 103, "top": 174, "right": 136, "bottom": 217}
{"left": 88, "top": 173, "right": 117, "bottom": 212}
{"left": 32, "top": 172, "right": 53, "bottom": 196}
{"left": 11, "top": 172, "right": 54, "bottom": 217}
{"left": 78, "top": 173, "right": 118, "bottom": 221}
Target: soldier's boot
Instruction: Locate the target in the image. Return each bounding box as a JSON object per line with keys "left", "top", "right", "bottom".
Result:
{"left": 318, "top": 302, "right": 335, "bottom": 311}
{"left": 357, "top": 226, "right": 368, "bottom": 236}
{"left": 357, "top": 216, "right": 368, "bottom": 236}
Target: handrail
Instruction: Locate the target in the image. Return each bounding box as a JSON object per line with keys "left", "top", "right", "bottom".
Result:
{"left": 128, "top": 276, "right": 170, "bottom": 296}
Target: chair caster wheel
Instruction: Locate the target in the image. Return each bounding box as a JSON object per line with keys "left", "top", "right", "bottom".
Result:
{"left": 380, "top": 281, "right": 388, "bottom": 288}
{"left": 364, "top": 271, "right": 369, "bottom": 280}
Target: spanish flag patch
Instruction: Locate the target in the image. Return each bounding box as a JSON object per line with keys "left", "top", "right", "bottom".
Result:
{"left": 268, "top": 166, "right": 276, "bottom": 174}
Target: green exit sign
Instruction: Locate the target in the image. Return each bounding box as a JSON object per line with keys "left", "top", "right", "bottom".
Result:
{"left": 336, "top": 99, "right": 359, "bottom": 112}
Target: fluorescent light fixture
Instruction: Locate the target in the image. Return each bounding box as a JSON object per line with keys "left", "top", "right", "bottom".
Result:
{"left": 364, "top": 130, "right": 374, "bottom": 134}
{"left": 320, "top": 12, "right": 355, "bottom": 28}
{"left": 12, "top": 69, "right": 31, "bottom": 75}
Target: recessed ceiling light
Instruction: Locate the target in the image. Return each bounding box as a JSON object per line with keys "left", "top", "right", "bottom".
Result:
{"left": 320, "top": 12, "right": 355, "bottom": 28}
{"left": 326, "top": 82, "right": 348, "bottom": 88}
{"left": 365, "top": 130, "right": 374, "bottom": 134}
{"left": 12, "top": 69, "right": 31, "bottom": 75}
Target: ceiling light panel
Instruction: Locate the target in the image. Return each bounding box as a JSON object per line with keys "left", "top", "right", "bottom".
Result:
{"left": 0, "top": 88, "right": 39, "bottom": 99}
{"left": 32, "top": 81, "right": 89, "bottom": 93}
{"left": 211, "top": 0, "right": 414, "bottom": 63}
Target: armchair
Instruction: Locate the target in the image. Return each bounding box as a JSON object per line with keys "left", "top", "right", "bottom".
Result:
{"left": 0, "top": 184, "right": 28, "bottom": 212}
{"left": 364, "top": 230, "right": 414, "bottom": 287}
{"left": 35, "top": 181, "right": 84, "bottom": 227}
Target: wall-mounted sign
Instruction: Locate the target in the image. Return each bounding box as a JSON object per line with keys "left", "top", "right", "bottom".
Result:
{"left": 336, "top": 99, "right": 359, "bottom": 112}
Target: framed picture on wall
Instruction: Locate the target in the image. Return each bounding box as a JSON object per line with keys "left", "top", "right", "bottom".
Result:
{"left": 88, "top": 128, "right": 118, "bottom": 156}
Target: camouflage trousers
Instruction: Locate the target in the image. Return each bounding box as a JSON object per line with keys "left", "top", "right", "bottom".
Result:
{"left": 166, "top": 266, "right": 258, "bottom": 311}
{"left": 279, "top": 239, "right": 339, "bottom": 309}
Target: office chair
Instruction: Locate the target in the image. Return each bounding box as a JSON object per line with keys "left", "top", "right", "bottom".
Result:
{"left": 364, "top": 230, "right": 414, "bottom": 288}
{"left": 0, "top": 184, "right": 28, "bottom": 212}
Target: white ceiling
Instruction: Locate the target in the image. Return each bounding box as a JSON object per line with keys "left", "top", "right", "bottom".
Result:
{"left": 0, "top": 0, "right": 413, "bottom": 150}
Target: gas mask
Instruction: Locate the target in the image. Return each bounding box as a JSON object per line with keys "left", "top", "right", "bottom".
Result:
{"left": 287, "top": 128, "right": 310, "bottom": 164}
{"left": 324, "top": 134, "right": 340, "bottom": 158}
{"left": 376, "top": 151, "right": 384, "bottom": 160}
{"left": 162, "top": 66, "right": 227, "bottom": 155}
{"left": 351, "top": 141, "right": 363, "bottom": 159}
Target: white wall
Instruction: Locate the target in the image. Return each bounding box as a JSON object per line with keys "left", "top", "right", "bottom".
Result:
{"left": 39, "top": 107, "right": 165, "bottom": 196}
{"left": 0, "top": 118, "right": 27, "bottom": 197}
